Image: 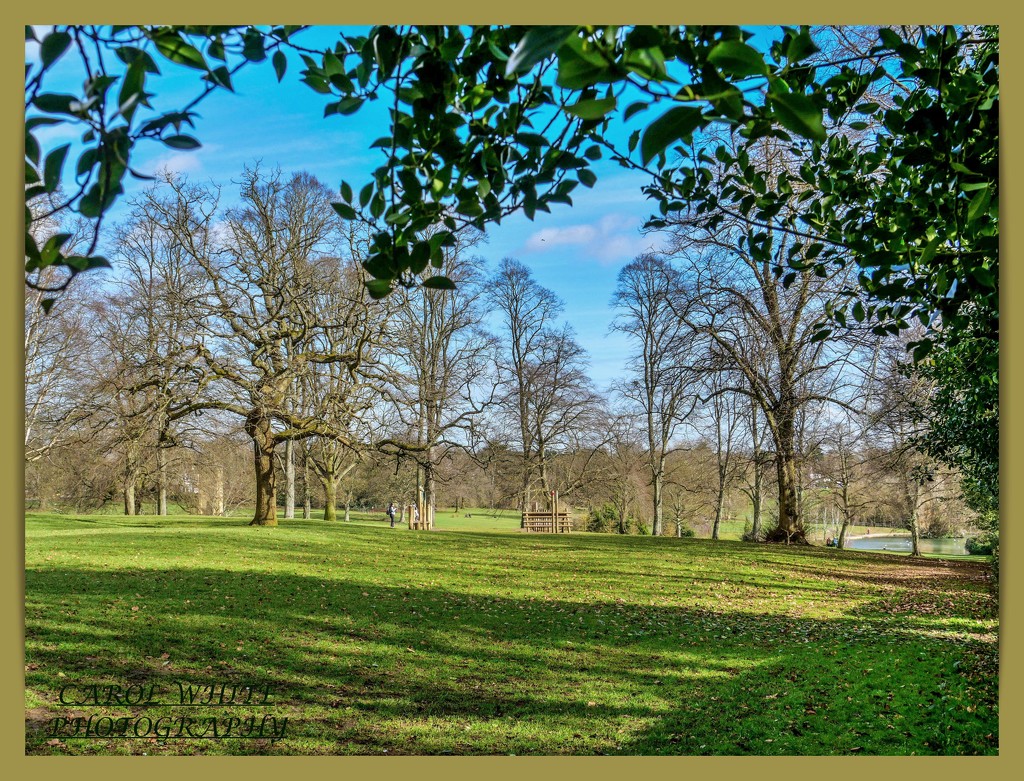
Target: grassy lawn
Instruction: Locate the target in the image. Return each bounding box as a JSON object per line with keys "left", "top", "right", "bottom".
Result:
{"left": 25, "top": 512, "right": 998, "bottom": 755}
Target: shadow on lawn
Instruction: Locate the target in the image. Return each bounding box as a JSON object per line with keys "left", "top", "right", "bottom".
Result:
{"left": 24, "top": 560, "right": 998, "bottom": 756}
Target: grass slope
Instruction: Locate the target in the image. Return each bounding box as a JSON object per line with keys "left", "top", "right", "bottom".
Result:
{"left": 25, "top": 513, "right": 997, "bottom": 755}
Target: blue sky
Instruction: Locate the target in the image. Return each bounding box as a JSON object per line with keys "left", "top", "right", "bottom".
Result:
{"left": 28, "top": 25, "right": 750, "bottom": 391}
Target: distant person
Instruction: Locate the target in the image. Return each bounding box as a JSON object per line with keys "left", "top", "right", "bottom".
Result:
{"left": 412, "top": 504, "right": 420, "bottom": 526}
{"left": 387, "top": 502, "right": 396, "bottom": 528}
{"left": 826, "top": 537, "right": 833, "bottom": 547}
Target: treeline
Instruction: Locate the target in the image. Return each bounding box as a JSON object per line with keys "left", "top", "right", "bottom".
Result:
{"left": 26, "top": 164, "right": 979, "bottom": 549}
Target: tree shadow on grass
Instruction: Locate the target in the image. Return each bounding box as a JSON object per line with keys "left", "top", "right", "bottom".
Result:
{"left": 25, "top": 561, "right": 997, "bottom": 756}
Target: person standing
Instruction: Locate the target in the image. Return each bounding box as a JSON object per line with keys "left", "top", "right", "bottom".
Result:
{"left": 387, "top": 502, "right": 396, "bottom": 528}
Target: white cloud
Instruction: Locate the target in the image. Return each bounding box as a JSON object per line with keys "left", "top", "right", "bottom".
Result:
{"left": 522, "top": 212, "right": 666, "bottom": 265}
{"left": 148, "top": 150, "right": 206, "bottom": 177}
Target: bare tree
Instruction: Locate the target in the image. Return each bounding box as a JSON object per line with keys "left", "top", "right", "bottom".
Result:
{"left": 611, "top": 254, "right": 698, "bottom": 535}
{"left": 866, "top": 335, "right": 939, "bottom": 556}
{"left": 488, "top": 258, "right": 604, "bottom": 511}
{"left": 737, "top": 396, "right": 773, "bottom": 541}
{"left": 666, "top": 202, "right": 872, "bottom": 543}
{"left": 699, "top": 372, "right": 745, "bottom": 540}
{"left": 25, "top": 197, "right": 96, "bottom": 468}
{"left": 144, "top": 167, "right": 378, "bottom": 525}
{"left": 387, "top": 229, "right": 496, "bottom": 526}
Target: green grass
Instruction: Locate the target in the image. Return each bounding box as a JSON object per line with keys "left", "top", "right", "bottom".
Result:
{"left": 25, "top": 512, "right": 997, "bottom": 755}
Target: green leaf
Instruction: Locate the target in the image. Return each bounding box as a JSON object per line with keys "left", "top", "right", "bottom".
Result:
{"left": 25, "top": 130, "right": 40, "bottom": 166}
{"left": 359, "top": 183, "right": 374, "bottom": 208}
{"left": 115, "top": 46, "right": 161, "bottom": 74}
{"left": 556, "top": 36, "right": 613, "bottom": 88}
{"left": 919, "top": 235, "right": 942, "bottom": 265}
{"left": 578, "top": 169, "right": 597, "bottom": 188}
{"left": 242, "top": 31, "right": 266, "bottom": 62}
{"left": 205, "top": 65, "right": 233, "bottom": 91}
{"left": 969, "top": 264, "right": 996, "bottom": 289}
{"left": 422, "top": 275, "right": 456, "bottom": 290}
{"left": 336, "top": 97, "right": 363, "bottom": 115}
{"left": 409, "top": 241, "right": 431, "bottom": 274}
{"left": 273, "top": 50, "right": 288, "bottom": 82}
{"left": 767, "top": 89, "right": 825, "bottom": 143}
{"left": 32, "top": 93, "right": 77, "bottom": 115}
{"left": 809, "top": 328, "right": 831, "bottom": 343}
{"left": 707, "top": 40, "right": 768, "bottom": 78}
{"left": 878, "top": 28, "right": 903, "bottom": 51}
{"left": 966, "top": 186, "right": 991, "bottom": 223}
{"left": 119, "top": 62, "right": 146, "bottom": 121}
{"left": 43, "top": 144, "right": 70, "bottom": 193}
{"left": 506, "top": 26, "right": 576, "bottom": 76}
{"left": 785, "top": 28, "right": 819, "bottom": 65}
{"left": 153, "top": 32, "right": 208, "bottom": 71}
{"left": 332, "top": 202, "right": 357, "bottom": 220}
{"left": 911, "top": 339, "right": 932, "bottom": 363}
{"left": 624, "top": 101, "right": 649, "bottom": 121}
{"left": 40, "top": 30, "right": 72, "bottom": 69}
{"left": 627, "top": 129, "right": 640, "bottom": 154}
{"left": 641, "top": 105, "right": 704, "bottom": 166}
{"left": 364, "top": 278, "right": 393, "bottom": 299}
{"left": 564, "top": 96, "right": 616, "bottom": 120}
{"left": 162, "top": 135, "right": 201, "bottom": 150}
{"left": 76, "top": 148, "right": 98, "bottom": 177}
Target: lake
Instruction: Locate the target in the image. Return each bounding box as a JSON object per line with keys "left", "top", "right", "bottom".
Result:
{"left": 844, "top": 534, "right": 969, "bottom": 555}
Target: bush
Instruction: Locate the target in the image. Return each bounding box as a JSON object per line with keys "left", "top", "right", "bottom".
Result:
{"left": 965, "top": 530, "right": 998, "bottom": 556}
{"left": 587, "top": 503, "right": 645, "bottom": 534}
{"left": 586, "top": 503, "right": 618, "bottom": 533}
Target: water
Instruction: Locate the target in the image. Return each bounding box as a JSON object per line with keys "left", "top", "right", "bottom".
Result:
{"left": 844, "top": 535, "right": 969, "bottom": 555}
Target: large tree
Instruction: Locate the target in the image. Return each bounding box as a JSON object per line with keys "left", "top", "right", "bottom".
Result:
{"left": 376, "top": 227, "right": 496, "bottom": 526}
{"left": 140, "top": 167, "right": 377, "bottom": 525}
{"left": 666, "top": 217, "right": 872, "bottom": 543}
{"left": 488, "top": 258, "right": 603, "bottom": 511}
{"left": 611, "top": 254, "right": 697, "bottom": 536}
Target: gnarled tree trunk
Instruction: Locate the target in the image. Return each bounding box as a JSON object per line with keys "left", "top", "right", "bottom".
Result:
{"left": 246, "top": 412, "right": 278, "bottom": 526}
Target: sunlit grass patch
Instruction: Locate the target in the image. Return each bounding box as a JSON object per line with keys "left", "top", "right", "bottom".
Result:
{"left": 25, "top": 512, "right": 997, "bottom": 755}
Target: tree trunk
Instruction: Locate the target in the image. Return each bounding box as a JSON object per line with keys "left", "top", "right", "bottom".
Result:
{"left": 423, "top": 461, "right": 436, "bottom": 530}
{"left": 652, "top": 466, "right": 664, "bottom": 536}
{"left": 750, "top": 471, "right": 763, "bottom": 541}
{"left": 302, "top": 444, "right": 311, "bottom": 519}
{"left": 157, "top": 446, "right": 168, "bottom": 516}
{"left": 344, "top": 492, "right": 351, "bottom": 523}
{"left": 123, "top": 479, "right": 136, "bottom": 517}
{"left": 284, "top": 439, "right": 295, "bottom": 519}
{"left": 214, "top": 466, "right": 225, "bottom": 516}
{"left": 246, "top": 412, "right": 278, "bottom": 526}
{"left": 766, "top": 412, "right": 806, "bottom": 543}
{"left": 321, "top": 475, "right": 338, "bottom": 522}
{"left": 712, "top": 481, "right": 725, "bottom": 540}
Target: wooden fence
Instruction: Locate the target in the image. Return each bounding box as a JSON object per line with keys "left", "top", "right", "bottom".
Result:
{"left": 521, "top": 511, "right": 573, "bottom": 533}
